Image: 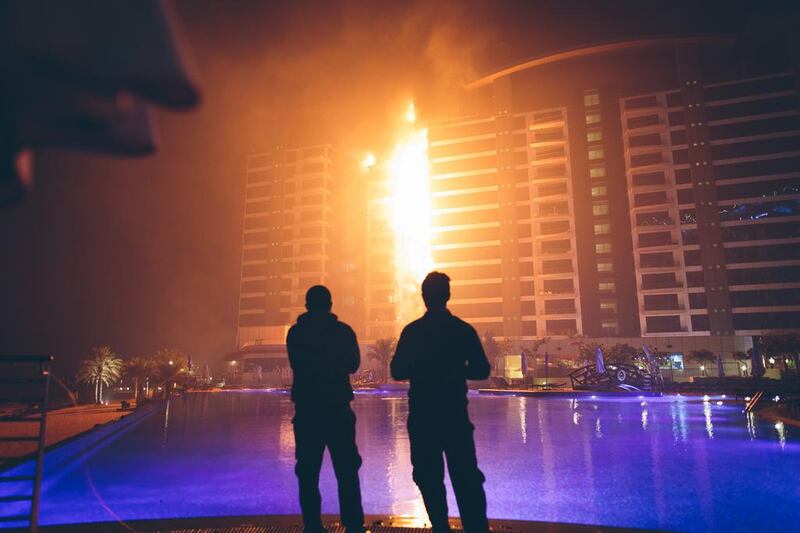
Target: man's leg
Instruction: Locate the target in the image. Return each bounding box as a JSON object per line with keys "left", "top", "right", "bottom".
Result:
{"left": 293, "top": 413, "right": 327, "bottom": 533}
{"left": 327, "top": 407, "right": 365, "bottom": 533}
{"left": 444, "top": 418, "right": 489, "bottom": 533}
{"left": 408, "top": 416, "right": 451, "bottom": 533}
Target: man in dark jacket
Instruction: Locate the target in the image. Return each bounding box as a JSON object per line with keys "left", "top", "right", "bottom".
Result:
{"left": 390, "top": 271, "right": 491, "bottom": 533}
{"left": 286, "top": 285, "right": 364, "bottom": 533}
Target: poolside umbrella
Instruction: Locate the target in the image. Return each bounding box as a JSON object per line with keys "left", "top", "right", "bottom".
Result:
{"left": 544, "top": 352, "right": 549, "bottom": 386}
{"left": 716, "top": 353, "right": 725, "bottom": 379}
{"left": 642, "top": 345, "right": 659, "bottom": 374}
{"left": 595, "top": 346, "right": 606, "bottom": 374}
{"left": 520, "top": 351, "right": 529, "bottom": 383}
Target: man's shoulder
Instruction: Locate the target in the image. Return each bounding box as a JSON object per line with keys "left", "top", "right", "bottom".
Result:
{"left": 335, "top": 319, "right": 357, "bottom": 337}
{"left": 400, "top": 316, "right": 426, "bottom": 335}
{"left": 447, "top": 312, "right": 478, "bottom": 333}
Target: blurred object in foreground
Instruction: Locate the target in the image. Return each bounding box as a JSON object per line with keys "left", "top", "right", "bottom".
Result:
{"left": 1, "top": 0, "right": 201, "bottom": 207}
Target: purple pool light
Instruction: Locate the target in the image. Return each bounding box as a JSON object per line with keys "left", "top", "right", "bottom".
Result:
{"left": 0, "top": 391, "right": 797, "bottom": 532}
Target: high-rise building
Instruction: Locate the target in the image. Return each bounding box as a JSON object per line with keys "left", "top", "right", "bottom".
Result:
{"left": 237, "top": 144, "right": 333, "bottom": 346}
{"left": 621, "top": 69, "right": 800, "bottom": 337}
{"left": 423, "top": 35, "right": 799, "bottom": 346}
{"left": 364, "top": 162, "right": 397, "bottom": 340}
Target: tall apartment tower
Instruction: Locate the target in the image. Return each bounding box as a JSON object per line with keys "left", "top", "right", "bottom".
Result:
{"left": 621, "top": 62, "right": 800, "bottom": 337}
{"left": 364, "top": 162, "right": 397, "bottom": 340}
{"left": 429, "top": 109, "right": 585, "bottom": 340}
{"left": 237, "top": 145, "right": 333, "bottom": 345}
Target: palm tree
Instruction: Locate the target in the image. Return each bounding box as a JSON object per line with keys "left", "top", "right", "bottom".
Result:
{"left": 367, "top": 338, "right": 396, "bottom": 383}
{"left": 124, "top": 356, "right": 152, "bottom": 405}
{"left": 688, "top": 349, "right": 716, "bottom": 376}
{"left": 76, "top": 346, "right": 123, "bottom": 404}
{"left": 761, "top": 334, "right": 800, "bottom": 375}
{"left": 152, "top": 349, "right": 188, "bottom": 397}
{"left": 606, "top": 343, "right": 639, "bottom": 366}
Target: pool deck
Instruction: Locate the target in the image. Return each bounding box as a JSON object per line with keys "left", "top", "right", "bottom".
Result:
{"left": 759, "top": 405, "right": 800, "bottom": 428}
{"left": 29, "top": 514, "right": 656, "bottom": 532}
{"left": 478, "top": 388, "right": 662, "bottom": 398}
{"left": 0, "top": 401, "right": 136, "bottom": 461}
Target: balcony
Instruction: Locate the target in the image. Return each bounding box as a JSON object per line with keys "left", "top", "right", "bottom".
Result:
{"left": 640, "top": 282, "right": 684, "bottom": 291}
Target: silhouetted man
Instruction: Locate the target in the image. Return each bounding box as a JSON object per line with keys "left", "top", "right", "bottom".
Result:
{"left": 287, "top": 285, "right": 365, "bottom": 533}
{"left": 390, "top": 272, "right": 491, "bottom": 533}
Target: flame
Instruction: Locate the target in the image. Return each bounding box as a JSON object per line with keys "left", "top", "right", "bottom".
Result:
{"left": 361, "top": 151, "right": 376, "bottom": 170}
{"left": 403, "top": 101, "right": 417, "bottom": 123}
{"left": 388, "top": 101, "right": 433, "bottom": 326}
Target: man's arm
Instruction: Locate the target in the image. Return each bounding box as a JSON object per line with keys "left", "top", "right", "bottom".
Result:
{"left": 465, "top": 326, "right": 491, "bottom": 380}
{"left": 390, "top": 328, "right": 412, "bottom": 381}
{"left": 344, "top": 325, "right": 360, "bottom": 374}
{"left": 286, "top": 326, "right": 299, "bottom": 371}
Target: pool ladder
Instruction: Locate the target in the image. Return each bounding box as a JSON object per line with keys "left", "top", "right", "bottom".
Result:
{"left": 0, "top": 355, "right": 53, "bottom": 532}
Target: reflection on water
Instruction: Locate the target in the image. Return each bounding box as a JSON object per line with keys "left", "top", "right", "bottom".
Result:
{"left": 23, "top": 391, "right": 800, "bottom": 533}
{"left": 160, "top": 398, "right": 170, "bottom": 452}
{"left": 703, "top": 400, "right": 714, "bottom": 439}
{"left": 775, "top": 421, "right": 786, "bottom": 449}
{"left": 746, "top": 411, "right": 757, "bottom": 440}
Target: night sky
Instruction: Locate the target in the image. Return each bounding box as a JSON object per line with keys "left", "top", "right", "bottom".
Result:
{"left": 0, "top": 0, "right": 789, "bottom": 376}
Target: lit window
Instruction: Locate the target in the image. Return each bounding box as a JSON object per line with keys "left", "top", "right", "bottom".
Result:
{"left": 592, "top": 203, "right": 609, "bottom": 216}
{"left": 595, "top": 242, "right": 612, "bottom": 254}
{"left": 594, "top": 223, "right": 611, "bottom": 235}
{"left": 599, "top": 281, "right": 616, "bottom": 292}
{"left": 584, "top": 93, "right": 600, "bottom": 107}
{"left": 588, "top": 149, "right": 604, "bottom": 160}
{"left": 587, "top": 131, "right": 603, "bottom": 143}
{"left": 600, "top": 301, "right": 618, "bottom": 312}
{"left": 591, "top": 185, "right": 607, "bottom": 197}
{"left": 589, "top": 167, "right": 606, "bottom": 178}
{"left": 597, "top": 261, "right": 614, "bottom": 272}
{"left": 586, "top": 113, "right": 601, "bottom": 125}
{"left": 601, "top": 320, "right": 619, "bottom": 334}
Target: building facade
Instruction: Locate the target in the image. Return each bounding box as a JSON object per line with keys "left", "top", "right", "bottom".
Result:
{"left": 424, "top": 36, "right": 800, "bottom": 344}
{"left": 237, "top": 145, "right": 333, "bottom": 346}
{"left": 621, "top": 68, "right": 800, "bottom": 337}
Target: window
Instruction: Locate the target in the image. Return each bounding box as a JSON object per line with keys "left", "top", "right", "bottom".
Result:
{"left": 597, "top": 261, "right": 614, "bottom": 272}
{"left": 591, "top": 185, "right": 608, "bottom": 197}
{"left": 588, "top": 149, "right": 605, "bottom": 160}
{"left": 592, "top": 203, "right": 609, "bottom": 216}
{"left": 599, "top": 281, "right": 616, "bottom": 292}
{"left": 594, "top": 223, "right": 611, "bottom": 235}
{"left": 584, "top": 92, "right": 600, "bottom": 107}
{"left": 600, "top": 301, "right": 618, "bottom": 313}
{"left": 601, "top": 320, "right": 619, "bottom": 334}
{"left": 586, "top": 113, "right": 601, "bottom": 125}
{"left": 587, "top": 131, "right": 603, "bottom": 143}
{"left": 595, "top": 242, "right": 612, "bottom": 254}
{"left": 589, "top": 167, "right": 606, "bottom": 178}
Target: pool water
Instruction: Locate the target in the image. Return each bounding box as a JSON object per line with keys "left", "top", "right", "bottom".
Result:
{"left": 1, "top": 391, "right": 798, "bottom": 532}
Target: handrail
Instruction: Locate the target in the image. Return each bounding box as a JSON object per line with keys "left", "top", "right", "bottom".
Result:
{"left": 0, "top": 356, "right": 53, "bottom": 364}
{"left": 745, "top": 390, "right": 763, "bottom": 413}
{"left": 0, "top": 354, "right": 53, "bottom": 533}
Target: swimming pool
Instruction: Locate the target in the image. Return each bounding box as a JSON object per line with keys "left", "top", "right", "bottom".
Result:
{"left": 1, "top": 390, "right": 797, "bottom": 532}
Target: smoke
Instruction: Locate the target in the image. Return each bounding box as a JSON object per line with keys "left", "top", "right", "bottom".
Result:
{"left": 182, "top": 0, "right": 498, "bottom": 153}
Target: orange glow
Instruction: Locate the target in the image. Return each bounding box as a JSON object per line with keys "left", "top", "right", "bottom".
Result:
{"left": 361, "top": 151, "right": 377, "bottom": 170}
{"left": 388, "top": 101, "right": 433, "bottom": 326}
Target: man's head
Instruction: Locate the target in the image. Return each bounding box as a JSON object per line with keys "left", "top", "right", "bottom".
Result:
{"left": 421, "top": 271, "right": 450, "bottom": 310}
{"left": 305, "top": 285, "right": 332, "bottom": 313}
